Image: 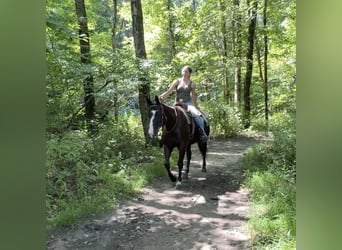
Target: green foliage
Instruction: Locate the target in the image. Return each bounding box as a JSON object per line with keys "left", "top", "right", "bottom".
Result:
{"left": 46, "top": 117, "right": 165, "bottom": 227}
{"left": 250, "top": 117, "right": 269, "bottom": 133}
{"left": 46, "top": 0, "right": 296, "bottom": 136}
{"left": 204, "top": 102, "right": 243, "bottom": 137}
{"left": 244, "top": 112, "right": 295, "bottom": 171}
{"left": 242, "top": 113, "right": 296, "bottom": 248}
{"left": 246, "top": 171, "right": 296, "bottom": 249}
{"left": 269, "top": 113, "right": 296, "bottom": 170}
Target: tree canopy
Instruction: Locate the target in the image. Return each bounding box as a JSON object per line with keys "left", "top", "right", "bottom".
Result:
{"left": 46, "top": 0, "right": 296, "bottom": 134}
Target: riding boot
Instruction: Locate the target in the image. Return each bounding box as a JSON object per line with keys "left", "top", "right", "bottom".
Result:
{"left": 193, "top": 115, "right": 208, "bottom": 143}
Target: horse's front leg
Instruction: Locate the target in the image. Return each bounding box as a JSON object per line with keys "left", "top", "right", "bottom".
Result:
{"left": 184, "top": 145, "right": 192, "bottom": 179}
{"left": 164, "top": 146, "right": 176, "bottom": 182}
{"left": 175, "top": 146, "right": 186, "bottom": 188}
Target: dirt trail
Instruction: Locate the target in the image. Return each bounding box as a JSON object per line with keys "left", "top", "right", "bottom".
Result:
{"left": 47, "top": 136, "right": 263, "bottom": 250}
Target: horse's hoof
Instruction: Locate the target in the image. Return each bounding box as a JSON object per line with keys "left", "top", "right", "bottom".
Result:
{"left": 175, "top": 181, "right": 182, "bottom": 189}
{"left": 201, "top": 168, "right": 207, "bottom": 173}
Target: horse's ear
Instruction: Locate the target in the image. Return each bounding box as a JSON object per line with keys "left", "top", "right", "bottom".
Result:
{"left": 155, "top": 95, "right": 160, "bottom": 104}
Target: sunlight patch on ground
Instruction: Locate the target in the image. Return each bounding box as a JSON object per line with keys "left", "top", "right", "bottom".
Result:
{"left": 194, "top": 177, "right": 206, "bottom": 181}
{"left": 207, "top": 152, "right": 243, "bottom": 157}
{"left": 190, "top": 194, "right": 206, "bottom": 205}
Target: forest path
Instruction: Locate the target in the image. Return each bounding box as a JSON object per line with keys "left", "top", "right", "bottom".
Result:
{"left": 47, "top": 136, "right": 264, "bottom": 250}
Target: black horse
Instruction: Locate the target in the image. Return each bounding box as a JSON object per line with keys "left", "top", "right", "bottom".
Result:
{"left": 147, "top": 96, "right": 210, "bottom": 188}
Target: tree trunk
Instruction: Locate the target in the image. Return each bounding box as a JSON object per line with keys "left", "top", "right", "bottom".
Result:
{"left": 75, "top": 0, "right": 95, "bottom": 133}
{"left": 131, "top": 0, "right": 151, "bottom": 143}
{"left": 263, "top": 0, "right": 269, "bottom": 125}
{"left": 111, "top": 0, "right": 118, "bottom": 50}
{"left": 232, "top": 0, "right": 242, "bottom": 108}
{"left": 243, "top": 0, "right": 258, "bottom": 129}
{"left": 111, "top": 0, "right": 119, "bottom": 122}
{"left": 220, "top": 0, "right": 230, "bottom": 104}
{"left": 256, "top": 42, "right": 264, "bottom": 81}
{"left": 131, "top": 0, "right": 146, "bottom": 59}
{"left": 167, "top": 0, "right": 176, "bottom": 61}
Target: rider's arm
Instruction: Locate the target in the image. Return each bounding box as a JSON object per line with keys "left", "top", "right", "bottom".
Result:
{"left": 159, "top": 79, "right": 179, "bottom": 100}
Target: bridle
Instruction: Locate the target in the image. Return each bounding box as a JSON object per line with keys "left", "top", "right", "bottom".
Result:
{"left": 152, "top": 103, "right": 179, "bottom": 134}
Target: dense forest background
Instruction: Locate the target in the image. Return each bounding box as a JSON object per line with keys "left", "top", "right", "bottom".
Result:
{"left": 46, "top": 0, "right": 296, "bottom": 248}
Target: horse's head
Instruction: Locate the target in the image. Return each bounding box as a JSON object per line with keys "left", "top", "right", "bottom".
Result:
{"left": 146, "top": 96, "right": 163, "bottom": 138}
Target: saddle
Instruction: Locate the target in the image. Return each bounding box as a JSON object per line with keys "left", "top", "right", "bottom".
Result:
{"left": 175, "top": 103, "right": 209, "bottom": 126}
{"left": 175, "top": 103, "right": 209, "bottom": 140}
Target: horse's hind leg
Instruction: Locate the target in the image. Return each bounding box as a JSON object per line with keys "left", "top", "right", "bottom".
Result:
{"left": 184, "top": 145, "right": 192, "bottom": 179}
{"left": 164, "top": 146, "right": 176, "bottom": 182}
{"left": 198, "top": 142, "right": 207, "bottom": 173}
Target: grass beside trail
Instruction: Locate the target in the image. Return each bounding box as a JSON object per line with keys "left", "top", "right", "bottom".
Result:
{"left": 242, "top": 114, "right": 296, "bottom": 249}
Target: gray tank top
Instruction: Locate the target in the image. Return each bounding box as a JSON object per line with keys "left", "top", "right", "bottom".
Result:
{"left": 175, "top": 79, "right": 193, "bottom": 103}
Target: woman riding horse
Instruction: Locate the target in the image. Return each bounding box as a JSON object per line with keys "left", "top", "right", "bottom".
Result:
{"left": 147, "top": 95, "right": 209, "bottom": 188}
{"left": 159, "top": 66, "right": 208, "bottom": 143}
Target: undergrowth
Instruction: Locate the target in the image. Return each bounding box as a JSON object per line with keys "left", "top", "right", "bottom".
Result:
{"left": 242, "top": 112, "right": 296, "bottom": 249}
{"left": 46, "top": 115, "right": 165, "bottom": 227}
{"left": 203, "top": 102, "right": 243, "bottom": 137}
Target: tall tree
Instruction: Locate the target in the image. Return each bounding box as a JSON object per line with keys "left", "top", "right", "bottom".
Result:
{"left": 166, "top": 0, "right": 176, "bottom": 61}
{"left": 232, "top": 0, "right": 242, "bottom": 108}
{"left": 263, "top": 0, "right": 269, "bottom": 125}
{"left": 111, "top": 0, "right": 120, "bottom": 122}
{"left": 255, "top": 41, "right": 264, "bottom": 81}
{"left": 75, "top": 0, "right": 95, "bottom": 132}
{"left": 131, "top": 0, "right": 150, "bottom": 142}
{"left": 219, "top": 0, "right": 230, "bottom": 104}
{"left": 243, "top": 0, "right": 258, "bottom": 128}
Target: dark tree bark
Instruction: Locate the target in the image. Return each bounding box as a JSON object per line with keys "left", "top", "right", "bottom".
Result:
{"left": 111, "top": 0, "right": 118, "bottom": 50}
{"left": 131, "top": 0, "right": 151, "bottom": 143}
{"left": 219, "top": 0, "right": 230, "bottom": 104}
{"left": 167, "top": 0, "right": 176, "bottom": 61}
{"left": 243, "top": 0, "right": 258, "bottom": 128}
{"left": 232, "top": 0, "right": 242, "bottom": 108}
{"left": 111, "top": 0, "right": 119, "bottom": 122}
{"left": 75, "top": 0, "right": 95, "bottom": 132}
{"left": 263, "top": 0, "right": 269, "bottom": 124}
{"left": 256, "top": 41, "right": 264, "bottom": 81}
{"left": 131, "top": 0, "right": 146, "bottom": 59}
